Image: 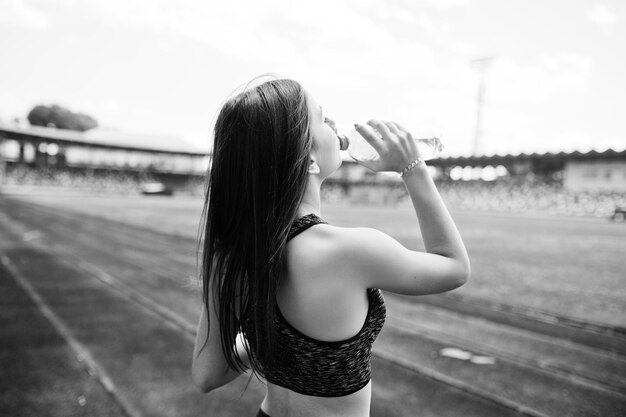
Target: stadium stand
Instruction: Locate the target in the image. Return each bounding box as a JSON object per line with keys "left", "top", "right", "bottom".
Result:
{"left": 1, "top": 123, "right": 625, "bottom": 218}
{"left": 435, "top": 179, "right": 626, "bottom": 218}
{"left": 319, "top": 178, "right": 626, "bottom": 218}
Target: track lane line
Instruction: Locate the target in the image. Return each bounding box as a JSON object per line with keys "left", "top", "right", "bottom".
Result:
{"left": 0, "top": 254, "right": 143, "bottom": 417}
{"left": 386, "top": 315, "right": 626, "bottom": 396}
{"left": 21, "top": 234, "right": 557, "bottom": 417}
{"left": 4, "top": 199, "right": 623, "bottom": 416}
{"left": 13, "top": 198, "right": 626, "bottom": 394}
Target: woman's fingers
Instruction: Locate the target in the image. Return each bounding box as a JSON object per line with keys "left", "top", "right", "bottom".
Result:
{"left": 392, "top": 121, "right": 411, "bottom": 134}
{"left": 354, "top": 119, "right": 419, "bottom": 172}
{"left": 367, "top": 119, "right": 393, "bottom": 140}
{"left": 384, "top": 120, "right": 418, "bottom": 158}
{"left": 354, "top": 123, "right": 384, "bottom": 151}
{"left": 384, "top": 121, "right": 402, "bottom": 136}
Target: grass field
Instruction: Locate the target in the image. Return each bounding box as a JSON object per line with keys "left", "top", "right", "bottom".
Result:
{"left": 9, "top": 191, "right": 626, "bottom": 328}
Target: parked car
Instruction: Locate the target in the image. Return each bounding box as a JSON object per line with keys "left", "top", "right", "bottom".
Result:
{"left": 610, "top": 207, "right": 626, "bottom": 222}
{"left": 140, "top": 182, "right": 173, "bottom": 196}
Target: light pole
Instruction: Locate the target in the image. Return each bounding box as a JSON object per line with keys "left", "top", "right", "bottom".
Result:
{"left": 471, "top": 57, "right": 495, "bottom": 156}
{"left": 0, "top": 135, "right": 5, "bottom": 189}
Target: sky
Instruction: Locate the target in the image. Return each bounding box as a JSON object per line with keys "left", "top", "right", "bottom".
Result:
{"left": 0, "top": 0, "right": 624, "bottom": 157}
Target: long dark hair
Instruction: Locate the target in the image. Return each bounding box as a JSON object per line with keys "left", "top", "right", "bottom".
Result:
{"left": 197, "top": 77, "right": 312, "bottom": 378}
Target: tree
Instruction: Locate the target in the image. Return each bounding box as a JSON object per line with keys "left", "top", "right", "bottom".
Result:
{"left": 27, "top": 104, "right": 98, "bottom": 131}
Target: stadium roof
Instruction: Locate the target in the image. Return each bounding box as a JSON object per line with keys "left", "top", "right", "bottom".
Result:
{"left": 427, "top": 147, "right": 626, "bottom": 167}
{"left": 0, "top": 123, "right": 208, "bottom": 156}
{"left": 339, "top": 146, "right": 626, "bottom": 167}
{"left": 3, "top": 122, "right": 623, "bottom": 163}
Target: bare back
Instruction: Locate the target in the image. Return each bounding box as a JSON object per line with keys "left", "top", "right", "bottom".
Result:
{"left": 266, "top": 222, "right": 374, "bottom": 417}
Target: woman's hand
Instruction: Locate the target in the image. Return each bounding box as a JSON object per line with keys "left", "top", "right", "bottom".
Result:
{"left": 354, "top": 120, "right": 422, "bottom": 172}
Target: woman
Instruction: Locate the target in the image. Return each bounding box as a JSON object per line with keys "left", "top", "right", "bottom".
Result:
{"left": 192, "top": 76, "right": 470, "bottom": 417}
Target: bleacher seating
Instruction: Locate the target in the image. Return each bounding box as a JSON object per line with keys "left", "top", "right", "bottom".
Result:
{"left": 3, "top": 167, "right": 624, "bottom": 218}
{"left": 3, "top": 166, "right": 143, "bottom": 194}
{"left": 433, "top": 179, "right": 626, "bottom": 218}
{"left": 322, "top": 178, "right": 625, "bottom": 218}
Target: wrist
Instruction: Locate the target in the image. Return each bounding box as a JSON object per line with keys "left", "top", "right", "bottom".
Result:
{"left": 399, "top": 158, "right": 428, "bottom": 178}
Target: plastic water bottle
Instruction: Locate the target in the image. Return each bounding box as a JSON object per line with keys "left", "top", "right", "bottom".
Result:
{"left": 338, "top": 129, "right": 444, "bottom": 162}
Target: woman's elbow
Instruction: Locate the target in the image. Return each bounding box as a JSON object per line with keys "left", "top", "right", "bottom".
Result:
{"left": 194, "top": 382, "right": 212, "bottom": 394}
{"left": 192, "top": 370, "right": 213, "bottom": 393}
{"left": 192, "top": 364, "right": 222, "bottom": 394}
{"left": 445, "top": 260, "right": 470, "bottom": 291}
{"left": 455, "top": 261, "right": 471, "bottom": 287}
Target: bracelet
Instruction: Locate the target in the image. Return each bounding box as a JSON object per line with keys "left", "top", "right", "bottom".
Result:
{"left": 399, "top": 157, "right": 424, "bottom": 177}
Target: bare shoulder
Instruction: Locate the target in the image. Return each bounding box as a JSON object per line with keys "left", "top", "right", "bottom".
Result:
{"left": 286, "top": 223, "right": 350, "bottom": 265}
{"left": 289, "top": 223, "right": 467, "bottom": 295}
{"left": 285, "top": 224, "right": 365, "bottom": 273}
{"left": 287, "top": 224, "right": 397, "bottom": 282}
{"left": 288, "top": 223, "right": 387, "bottom": 259}
{"left": 310, "top": 225, "right": 402, "bottom": 260}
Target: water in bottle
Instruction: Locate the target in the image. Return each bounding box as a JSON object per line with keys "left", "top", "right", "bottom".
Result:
{"left": 338, "top": 129, "right": 444, "bottom": 162}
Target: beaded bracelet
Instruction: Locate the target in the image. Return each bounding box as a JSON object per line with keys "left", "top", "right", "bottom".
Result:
{"left": 399, "top": 157, "right": 424, "bottom": 177}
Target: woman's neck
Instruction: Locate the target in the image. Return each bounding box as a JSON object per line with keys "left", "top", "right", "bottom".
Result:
{"left": 297, "top": 176, "right": 322, "bottom": 217}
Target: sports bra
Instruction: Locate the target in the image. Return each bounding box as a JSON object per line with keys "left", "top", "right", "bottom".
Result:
{"left": 245, "top": 213, "right": 386, "bottom": 397}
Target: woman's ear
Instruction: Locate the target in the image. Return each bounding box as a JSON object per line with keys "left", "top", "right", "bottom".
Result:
{"left": 308, "top": 159, "right": 321, "bottom": 175}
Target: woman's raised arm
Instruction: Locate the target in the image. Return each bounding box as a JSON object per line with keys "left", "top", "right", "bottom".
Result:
{"left": 338, "top": 120, "right": 470, "bottom": 295}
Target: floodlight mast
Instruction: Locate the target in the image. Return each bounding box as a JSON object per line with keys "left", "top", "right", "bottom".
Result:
{"left": 0, "top": 136, "right": 5, "bottom": 188}
{"left": 471, "top": 57, "right": 495, "bottom": 156}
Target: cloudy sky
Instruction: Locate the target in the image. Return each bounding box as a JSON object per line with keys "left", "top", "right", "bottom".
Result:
{"left": 1, "top": 0, "right": 624, "bottom": 156}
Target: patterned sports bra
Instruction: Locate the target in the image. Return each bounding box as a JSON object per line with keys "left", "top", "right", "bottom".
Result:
{"left": 246, "top": 213, "right": 386, "bottom": 397}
